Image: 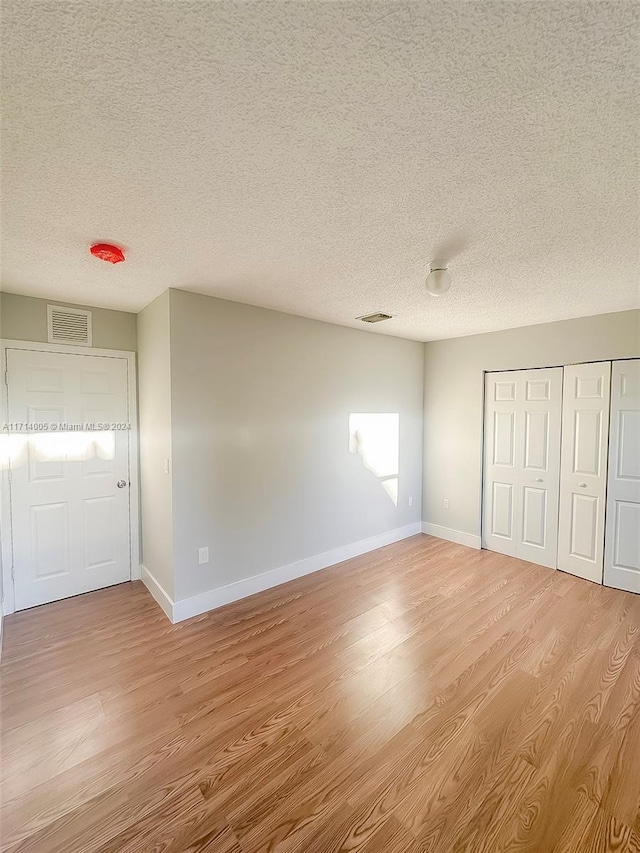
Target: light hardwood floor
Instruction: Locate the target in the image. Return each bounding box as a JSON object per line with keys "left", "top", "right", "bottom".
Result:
{"left": 1, "top": 534, "right": 640, "bottom": 852}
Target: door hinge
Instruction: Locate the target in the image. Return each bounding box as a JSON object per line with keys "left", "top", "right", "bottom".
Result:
{"left": 4, "top": 370, "right": 8, "bottom": 386}
{"left": 7, "top": 469, "right": 12, "bottom": 484}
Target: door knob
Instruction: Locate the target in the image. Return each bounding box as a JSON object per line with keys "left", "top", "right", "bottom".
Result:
{"left": 117, "top": 480, "right": 127, "bottom": 488}
{"left": 578, "top": 483, "right": 587, "bottom": 488}
{"left": 534, "top": 478, "right": 543, "bottom": 482}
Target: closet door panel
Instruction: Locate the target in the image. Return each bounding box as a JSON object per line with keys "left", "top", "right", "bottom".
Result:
{"left": 518, "top": 369, "right": 562, "bottom": 568}
{"left": 604, "top": 360, "right": 640, "bottom": 593}
{"left": 483, "top": 367, "right": 562, "bottom": 568}
{"left": 558, "top": 362, "right": 611, "bottom": 583}
{"left": 522, "top": 486, "right": 547, "bottom": 548}
{"left": 483, "top": 375, "right": 519, "bottom": 558}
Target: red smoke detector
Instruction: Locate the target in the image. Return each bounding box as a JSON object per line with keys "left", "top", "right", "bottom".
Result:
{"left": 90, "top": 243, "right": 125, "bottom": 264}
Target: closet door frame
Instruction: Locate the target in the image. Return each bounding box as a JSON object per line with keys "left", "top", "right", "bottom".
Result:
{"left": 481, "top": 358, "right": 637, "bottom": 589}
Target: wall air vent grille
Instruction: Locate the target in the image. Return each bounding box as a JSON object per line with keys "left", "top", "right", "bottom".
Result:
{"left": 47, "top": 305, "right": 92, "bottom": 346}
{"left": 357, "top": 313, "right": 393, "bottom": 324}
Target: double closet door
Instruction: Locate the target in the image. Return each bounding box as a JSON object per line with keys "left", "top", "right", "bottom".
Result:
{"left": 483, "top": 360, "right": 640, "bottom": 593}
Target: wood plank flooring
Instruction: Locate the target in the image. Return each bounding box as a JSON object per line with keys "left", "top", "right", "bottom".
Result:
{"left": 1, "top": 534, "right": 640, "bottom": 852}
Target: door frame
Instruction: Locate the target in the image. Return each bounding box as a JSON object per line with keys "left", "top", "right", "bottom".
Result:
{"left": 480, "top": 358, "right": 639, "bottom": 573}
{"left": 0, "top": 339, "right": 140, "bottom": 615}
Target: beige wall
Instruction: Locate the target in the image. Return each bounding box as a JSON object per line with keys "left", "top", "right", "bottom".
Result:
{"left": 136, "top": 292, "right": 175, "bottom": 598}
{"left": 0, "top": 292, "right": 137, "bottom": 351}
{"left": 168, "top": 289, "right": 424, "bottom": 601}
{"left": 422, "top": 309, "right": 640, "bottom": 538}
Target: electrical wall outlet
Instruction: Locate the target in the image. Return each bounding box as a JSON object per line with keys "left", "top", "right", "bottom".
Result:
{"left": 443, "top": 498, "right": 450, "bottom": 510}
{"left": 408, "top": 496, "right": 413, "bottom": 507}
{"left": 198, "top": 546, "right": 209, "bottom": 565}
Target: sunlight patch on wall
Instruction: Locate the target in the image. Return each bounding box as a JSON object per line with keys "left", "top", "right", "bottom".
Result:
{"left": 349, "top": 413, "right": 399, "bottom": 506}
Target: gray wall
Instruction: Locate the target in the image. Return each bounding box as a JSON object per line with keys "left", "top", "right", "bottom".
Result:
{"left": 168, "top": 289, "right": 424, "bottom": 601}
{"left": 0, "top": 292, "right": 137, "bottom": 351}
{"left": 136, "top": 292, "right": 175, "bottom": 598}
{"left": 422, "top": 309, "right": 640, "bottom": 538}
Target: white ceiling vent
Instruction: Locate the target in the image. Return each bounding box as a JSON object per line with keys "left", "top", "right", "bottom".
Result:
{"left": 357, "top": 313, "right": 393, "bottom": 324}
{"left": 47, "top": 305, "right": 93, "bottom": 346}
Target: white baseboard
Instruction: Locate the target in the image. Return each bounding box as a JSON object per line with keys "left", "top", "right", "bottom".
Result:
{"left": 421, "top": 522, "right": 482, "bottom": 550}
{"left": 142, "top": 522, "right": 422, "bottom": 624}
{"left": 140, "top": 565, "right": 174, "bottom": 621}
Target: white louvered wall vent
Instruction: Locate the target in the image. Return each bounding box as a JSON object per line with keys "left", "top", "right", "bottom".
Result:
{"left": 47, "top": 305, "right": 93, "bottom": 346}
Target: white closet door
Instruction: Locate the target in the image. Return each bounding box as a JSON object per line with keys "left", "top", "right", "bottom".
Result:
{"left": 557, "top": 362, "right": 611, "bottom": 584}
{"left": 483, "top": 368, "right": 562, "bottom": 568}
{"left": 483, "top": 373, "right": 519, "bottom": 559}
{"left": 604, "top": 360, "right": 640, "bottom": 593}
{"left": 7, "top": 348, "right": 132, "bottom": 610}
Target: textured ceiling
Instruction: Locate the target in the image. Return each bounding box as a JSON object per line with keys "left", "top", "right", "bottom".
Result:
{"left": 1, "top": 1, "right": 638, "bottom": 341}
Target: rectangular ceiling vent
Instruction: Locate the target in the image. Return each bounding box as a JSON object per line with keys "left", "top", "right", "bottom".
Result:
{"left": 47, "top": 305, "right": 93, "bottom": 346}
{"left": 357, "top": 313, "right": 393, "bottom": 324}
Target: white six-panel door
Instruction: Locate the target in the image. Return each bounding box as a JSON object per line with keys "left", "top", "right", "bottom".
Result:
{"left": 604, "top": 360, "right": 640, "bottom": 593}
{"left": 483, "top": 368, "right": 563, "bottom": 569}
{"left": 557, "top": 362, "right": 612, "bottom": 584}
{"left": 7, "top": 348, "right": 131, "bottom": 610}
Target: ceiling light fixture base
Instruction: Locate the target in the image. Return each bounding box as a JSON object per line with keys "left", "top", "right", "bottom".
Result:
{"left": 425, "top": 262, "right": 452, "bottom": 297}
